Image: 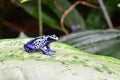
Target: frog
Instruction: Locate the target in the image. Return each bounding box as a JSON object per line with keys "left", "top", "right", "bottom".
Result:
{"left": 24, "top": 34, "right": 58, "bottom": 56}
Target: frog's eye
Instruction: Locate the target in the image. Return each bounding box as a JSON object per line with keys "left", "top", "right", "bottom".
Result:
{"left": 51, "top": 35, "right": 58, "bottom": 40}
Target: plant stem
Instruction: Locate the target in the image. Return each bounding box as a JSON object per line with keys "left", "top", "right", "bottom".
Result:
{"left": 60, "top": 1, "right": 99, "bottom": 34}
{"left": 98, "top": 0, "right": 113, "bottom": 29}
{"left": 38, "top": 0, "right": 43, "bottom": 35}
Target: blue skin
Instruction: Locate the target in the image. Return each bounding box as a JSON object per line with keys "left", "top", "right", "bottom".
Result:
{"left": 24, "top": 35, "right": 58, "bottom": 56}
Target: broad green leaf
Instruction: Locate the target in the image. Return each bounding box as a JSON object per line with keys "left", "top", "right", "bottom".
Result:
{"left": 0, "top": 38, "right": 120, "bottom": 80}
{"left": 19, "top": 0, "right": 38, "bottom": 18}
{"left": 59, "top": 29, "right": 120, "bottom": 59}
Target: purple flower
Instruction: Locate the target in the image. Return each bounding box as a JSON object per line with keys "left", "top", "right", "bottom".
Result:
{"left": 71, "top": 25, "right": 78, "bottom": 32}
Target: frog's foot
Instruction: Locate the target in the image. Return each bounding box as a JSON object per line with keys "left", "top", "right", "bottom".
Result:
{"left": 40, "top": 48, "right": 54, "bottom": 56}
{"left": 48, "top": 49, "right": 56, "bottom": 53}
{"left": 45, "top": 50, "right": 55, "bottom": 56}
{"left": 44, "top": 51, "right": 54, "bottom": 56}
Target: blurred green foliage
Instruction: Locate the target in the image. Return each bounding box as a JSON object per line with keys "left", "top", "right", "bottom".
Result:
{"left": 18, "top": 0, "right": 120, "bottom": 33}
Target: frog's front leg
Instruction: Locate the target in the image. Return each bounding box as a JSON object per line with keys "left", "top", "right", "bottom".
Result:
{"left": 39, "top": 42, "right": 53, "bottom": 56}
{"left": 46, "top": 45, "right": 56, "bottom": 52}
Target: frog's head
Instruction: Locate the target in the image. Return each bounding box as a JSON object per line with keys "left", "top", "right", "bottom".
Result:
{"left": 24, "top": 40, "right": 36, "bottom": 53}
{"left": 46, "top": 34, "right": 58, "bottom": 42}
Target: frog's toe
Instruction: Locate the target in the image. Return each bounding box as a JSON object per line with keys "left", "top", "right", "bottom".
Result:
{"left": 48, "top": 49, "right": 56, "bottom": 52}
{"left": 46, "top": 52, "right": 54, "bottom": 56}
{"left": 42, "top": 51, "right": 53, "bottom": 56}
{"left": 50, "top": 50, "right": 56, "bottom": 52}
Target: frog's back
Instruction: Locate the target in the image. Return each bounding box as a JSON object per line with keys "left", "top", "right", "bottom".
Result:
{"left": 33, "top": 36, "right": 46, "bottom": 49}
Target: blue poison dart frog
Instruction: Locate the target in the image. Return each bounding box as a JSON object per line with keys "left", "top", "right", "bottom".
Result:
{"left": 24, "top": 35, "right": 58, "bottom": 56}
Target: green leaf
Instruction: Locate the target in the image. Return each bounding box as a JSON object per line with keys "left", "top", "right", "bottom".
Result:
{"left": 0, "top": 38, "right": 120, "bottom": 80}
{"left": 18, "top": 0, "right": 38, "bottom": 18}
{"left": 59, "top": 29, "right": 120, "bottom": 59}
